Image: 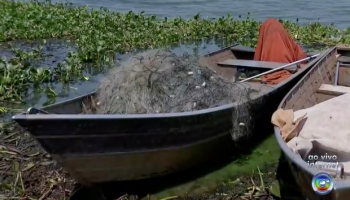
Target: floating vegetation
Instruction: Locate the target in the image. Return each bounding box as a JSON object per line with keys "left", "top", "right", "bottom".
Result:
{"left": 0, "top": 0, "right": 347, "bottom": 105}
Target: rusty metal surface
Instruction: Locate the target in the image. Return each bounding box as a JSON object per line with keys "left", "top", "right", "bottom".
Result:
{"left": 274, "top": 46, "right": 350, "bottom": 199}
{"left": 12, "top": 44, "right": 324, "bottom": 186}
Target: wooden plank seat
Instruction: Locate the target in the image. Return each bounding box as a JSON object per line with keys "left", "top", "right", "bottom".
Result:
{"left": 338, "top": 56, "right": 350, "bottom": 63}
{"left": 317, "top": 84, "right": 350, "bottom": 96}
{"left": 217, "top": 59, "right": 301, "bottom": 70}
{"left": 230, "top": 45, "right": 255, "bottom": 53}
{"left": 230, "top": 44, "right": 321, "bottom": 56}
{"left": 316, "top": 83, "right": 350, "bottom": 102}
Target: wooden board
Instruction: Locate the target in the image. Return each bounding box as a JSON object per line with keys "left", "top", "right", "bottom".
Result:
{"left": 338, "top": 66, "right": 350, "bottom": 86}
{"left": 338, "top": 56, "right": 350, "bottom": 63}
{"left": 230, "top": 45, "right": 255, "bottom": 53}
{"left": 316, "top": 84, "right": 350, "bottom": 96}
{"left": 217, "top": 59, "right": 294, "bottom": 69}
{"left": 316, "top": 93, "right": 336, "bottom": 103}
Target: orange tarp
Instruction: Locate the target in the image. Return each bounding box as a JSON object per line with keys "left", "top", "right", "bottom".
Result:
{"left": 254, "top": 18, "right": 307, "bottom": 85}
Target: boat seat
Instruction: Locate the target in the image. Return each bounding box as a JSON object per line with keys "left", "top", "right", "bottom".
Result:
{"left": 338, "top": 56, "right": 350, "bottom": 63}
{"left": 217, "top": 59, "right": 300, "bottom": 70}
{"left": 230, "top": 45, "right": 255, "bottom": 53}
{"left": 317, "top": 84, "right": 350, "bottom": 96}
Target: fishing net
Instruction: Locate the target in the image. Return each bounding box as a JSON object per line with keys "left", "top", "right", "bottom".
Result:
{"left": 91, "top": 49, "right": 268, "bottom": 139}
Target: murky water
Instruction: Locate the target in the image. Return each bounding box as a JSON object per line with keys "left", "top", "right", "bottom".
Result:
{"left": 48, "top": 0, "right": 350, "bottom": 29}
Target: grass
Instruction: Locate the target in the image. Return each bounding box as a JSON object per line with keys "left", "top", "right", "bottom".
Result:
{"left": 94, "top": 164, "right": 279, "bottom": 200}
{"left": 150, "top": 137, "right": 280, "bottom": 199}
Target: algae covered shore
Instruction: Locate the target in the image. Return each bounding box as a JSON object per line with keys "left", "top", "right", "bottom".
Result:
{"left": 0, "top": 0, "right": 346, "bottom": 199}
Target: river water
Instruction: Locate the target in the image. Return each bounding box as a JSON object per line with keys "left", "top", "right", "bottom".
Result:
{"left": 50, "top": 0, "right": 350, "bottom": 29}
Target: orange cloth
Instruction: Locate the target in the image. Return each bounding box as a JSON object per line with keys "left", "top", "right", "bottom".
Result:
{"left": 261, "top": 70, "right": 291, "bottom": 85}
{"left": 254, "top": 18, "right": 307, "bottom": 84}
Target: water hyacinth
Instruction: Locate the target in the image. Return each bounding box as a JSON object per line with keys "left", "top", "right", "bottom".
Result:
{"left": 0, "top": 0, "right": 347, "bottom": 103}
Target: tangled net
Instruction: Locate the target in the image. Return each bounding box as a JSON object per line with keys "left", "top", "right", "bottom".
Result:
{"left": 90, "top": 49, "right": 269, "bottom": 139}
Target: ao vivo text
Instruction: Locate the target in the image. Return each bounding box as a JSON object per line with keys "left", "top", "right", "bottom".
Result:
{"left": 307, "top": 153, "right": 339, "bottom": 169}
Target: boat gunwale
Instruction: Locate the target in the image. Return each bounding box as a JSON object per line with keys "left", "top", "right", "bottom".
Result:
{"left": 274, "top": 46, "right": 350, "bottom": 187}
{"left": 12, "top": 45, "right": 324, "bottom": 121}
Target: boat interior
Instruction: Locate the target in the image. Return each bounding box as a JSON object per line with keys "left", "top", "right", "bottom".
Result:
{"left": 280, "top": 45, "right": 350, "bottom": 110}
{"left": 314, "top": 47, "right": 350, "bottom": 103}
{"left": 199, "top": 44, "right": 322, "bottom": 94}
{"left": 275, "top": 45, "right": 350, "bottom": 112}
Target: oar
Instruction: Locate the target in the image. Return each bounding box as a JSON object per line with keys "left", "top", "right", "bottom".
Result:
{"left": 240, "top": 54, "right": 320, "bottom": 83}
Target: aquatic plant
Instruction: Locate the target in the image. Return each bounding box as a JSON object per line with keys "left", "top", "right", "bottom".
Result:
{"left": 0, "top": 0, "right": 346, "bottom": 104}
{"left": 0, "top": 41, "right": 86, "bottom": 103}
